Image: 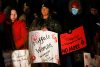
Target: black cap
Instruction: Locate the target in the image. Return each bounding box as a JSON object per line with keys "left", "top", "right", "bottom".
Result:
{"left": 41, "top": 2, "right": 50, "bottom": 9}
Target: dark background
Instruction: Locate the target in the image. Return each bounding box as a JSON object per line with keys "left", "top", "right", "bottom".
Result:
{"left": 1, "top": 0, "right": 100, "bottom": 27}
{"left": 2, "top": 0, "right": 100, "bottom": 14}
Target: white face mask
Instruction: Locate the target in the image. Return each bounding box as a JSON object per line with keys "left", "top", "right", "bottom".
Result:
{"left": 71, "top": 8, "right": 79, "bottom": 15}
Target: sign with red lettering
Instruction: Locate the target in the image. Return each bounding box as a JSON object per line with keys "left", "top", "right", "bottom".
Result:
{"left": 29, "top": 30, "right": 59, "bottom": 64}
{"left": 60, "top": 26, "right": 87, "bottom": 55}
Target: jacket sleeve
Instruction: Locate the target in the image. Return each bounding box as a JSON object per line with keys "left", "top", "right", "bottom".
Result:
{"left": 0, "top": 13, "right": 5, "bottom": 24}
{"left": 15, "top": 21, "right": 28, "bottom": 49}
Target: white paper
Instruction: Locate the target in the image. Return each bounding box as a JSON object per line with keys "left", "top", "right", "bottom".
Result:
{"left": 29, "top": 30, "right": 59, "bottom": 64}
{"left": 84, "top": 52, "right": 92, "bottom": 67}
{"left": 12, "top": 50, "right": 31, "bottom": 67}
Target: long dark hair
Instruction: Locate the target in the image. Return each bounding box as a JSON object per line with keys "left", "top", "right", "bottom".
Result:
{"left": 9, "top": 8, "right": 21, "bottom": 22}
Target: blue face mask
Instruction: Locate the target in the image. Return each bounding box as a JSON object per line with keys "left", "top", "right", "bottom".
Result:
{"left": 71, "top": 8, "right": 78, "bottom": 15}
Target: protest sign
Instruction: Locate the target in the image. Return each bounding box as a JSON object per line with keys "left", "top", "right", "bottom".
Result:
{"left": 29, "top": 30, "right": 59, "bottom": 64}
{"left": 84, "top": 52, "right": 92, "bottom": 67}
{"left": 12, "top": 50, "right": 31, "bottom": 67}
{"left": 60, "top": 26, "right": 86, "bottom": 54}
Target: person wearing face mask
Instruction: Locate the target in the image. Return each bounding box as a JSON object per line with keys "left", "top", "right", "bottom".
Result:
{"left": 61, "top": 0, "right": 88, "bottom": 67}
{"left": 71, "top": 6, "right": 79, "bottom": 15}
{"left": 62, "top": 0, "right": 84, "bottom": 34}
{"left": 67, "top": 0, "right": 83, "bottom": 31}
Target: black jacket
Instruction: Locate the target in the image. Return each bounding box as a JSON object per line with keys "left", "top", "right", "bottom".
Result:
{"left": 29, "top": 16, "right": 62, "bottom": 67}
{"left": 30, "top": 16, "right": 62, "bottom": 33}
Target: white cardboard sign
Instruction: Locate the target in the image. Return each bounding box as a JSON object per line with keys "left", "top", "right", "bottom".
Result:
{"left": 29, "top": 30, "right": 59, "bottom": 64}
{"left": 12, "top": 50, "right": 31, "bottom": 67}
{"left": 84, "top": 52, "right": 92, "bottom": 67}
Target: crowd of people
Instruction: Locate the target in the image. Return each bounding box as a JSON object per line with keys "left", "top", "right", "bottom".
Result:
{"left": 0, "top": 0, "right": 100, "bottom": 67}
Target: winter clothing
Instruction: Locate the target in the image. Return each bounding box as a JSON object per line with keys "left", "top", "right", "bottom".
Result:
{"left": 30, "top": 15, "right": 62, "bottom": 67}
{"left": 0, "top": 11, "right": 6, "bottom": 67}
{"left": 0, "top": 12, "right": 5, "bottom": 32}
{"left": 3, "top": 20, "right": 15, "bottom": 50}
{"left": 61, "top": 1, "right": 88, "bottom": 66}
{"left": 64, "top": 14, "right": 84, "bottom": 31}
{"left": 62, "top": 13, "right": 85, "bottom": 67}
{"left": 12, "top": 20, "right": 28, "bottom": 49}
{"left": 0, "top": 12, "right": 5, "bottom": 24}
{"left": 30, "top": 16, "right": 61, "bottom": 33}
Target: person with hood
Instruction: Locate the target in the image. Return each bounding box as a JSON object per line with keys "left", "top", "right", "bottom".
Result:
{"left": 63, "top": 0, "right": 84, "bottom": 32}
{"left": 61, "top": 0, "right": 88, "bottom": 67}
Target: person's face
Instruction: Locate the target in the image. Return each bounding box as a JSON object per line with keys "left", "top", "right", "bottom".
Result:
{"left": 10, "top": 9, "right": 17, "bottom": 22}
{"left": 71, "top": 4, "right": 79, "bottom": 15}
{"left": 23, "top": 3, "right": 30, "bottom": 13}
{"left": 90, "top": 8, "right": 97, "bottom": 15}
{"left": 34, "top": 13, "right": 38, "bottom": 18}
{"left": 41, "top": 7, "right": 49, "bottom": 16}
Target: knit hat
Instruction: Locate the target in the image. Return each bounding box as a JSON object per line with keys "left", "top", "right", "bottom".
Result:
{"left": 71, "top": 1, "right": 80, "bottom": 8}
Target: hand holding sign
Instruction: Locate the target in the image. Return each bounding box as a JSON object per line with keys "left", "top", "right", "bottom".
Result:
{"left": 41, "top": 27, "right": 48, "bottom": 31}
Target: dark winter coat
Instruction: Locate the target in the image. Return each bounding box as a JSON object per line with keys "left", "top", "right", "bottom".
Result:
{"left": 30, "top": 16, "right": 62, "bottom": 33}
{"left": 30, "top": 16, "right": 62, "bottom": 67}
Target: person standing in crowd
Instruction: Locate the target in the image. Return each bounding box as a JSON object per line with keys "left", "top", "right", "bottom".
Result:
{"left": 61, "top": 0, "right": 88, "bottom": 67}
{"left": 84, "top": 6, "right": 99, "bottom": 59}
{"left": 88, "top": 6, "right": 100, "bottom": 67}
{"left": 62, "top": 0, "right": 84, "bottom": 67}
{"left": 3, "top": 8, "right": 15, "bottom": 67}
{"left": 86, "top": 6, "right": 99, "bottom": 44}
{"left": 29, "top": 12, "right": 39, "bottom": 31}
{"left": 63, "top": 0, "right": 84, "bottom": 32}
{"left": 10, "top": 8, "right": 28, "bottom": 49}
{"left": 19, "top": 2, "right": 31, "bottom": 29}
{"left": 0, "top": 0, "right": 6, "bottom": 66}
{"left": 29, "top": 3, "right": 62, "bottom": 67}
{"left": 30, "top": 3, "right": 61, "bottom": 32}
{"left": 93, "top": 22, "right": 100, "bottom": 67}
